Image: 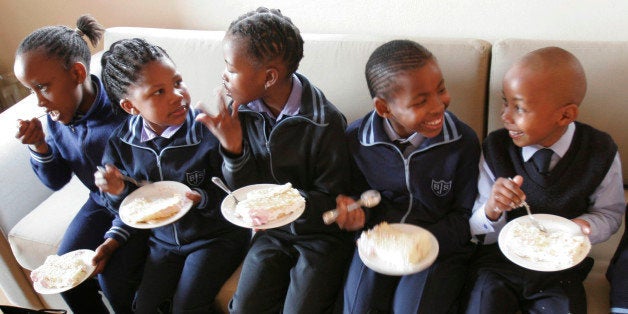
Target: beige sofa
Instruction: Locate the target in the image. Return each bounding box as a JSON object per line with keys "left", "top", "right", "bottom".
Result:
{"left": 0, "top": 27, "right": 625, "bottom": 313}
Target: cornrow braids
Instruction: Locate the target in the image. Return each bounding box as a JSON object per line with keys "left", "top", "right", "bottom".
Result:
{"left": 227, "top": 7, "right": 304, "bottom": 75}
{"left": 365, "top": 40, "right": 434, "bottom": 100}
{"left": 16, "top": 14, "right": 104, "bottom": 72}
{"left": 100, "top": 38, "right": 171, "bottom": 114}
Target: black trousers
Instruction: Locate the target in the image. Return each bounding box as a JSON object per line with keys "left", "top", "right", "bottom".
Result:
{"left": 462, "top": 244, "right": 593, "bottom": 314}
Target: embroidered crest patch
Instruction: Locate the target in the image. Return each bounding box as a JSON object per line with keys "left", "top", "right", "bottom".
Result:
{"left": 431, "top": 179, "right": 452, "bottom": 197}
{"left": 186, "top": 170, "right": 206, "bottom": 187}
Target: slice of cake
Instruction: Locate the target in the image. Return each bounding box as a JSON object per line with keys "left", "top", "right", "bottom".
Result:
{"left": 358, "top": 222, "right": 425, "bottom": 268}
{"left": 123, "top": 193, "right": 185, "bottom": 224}
{"left": 235, "top": 183, "right": 305, "bottom": 226}
{"left": 31, "top": 252, "right": 90, "bottom": 289}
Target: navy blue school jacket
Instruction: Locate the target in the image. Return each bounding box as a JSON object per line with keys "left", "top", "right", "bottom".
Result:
{"left": 347, "top": 110, "right": 480, "bottom": 258}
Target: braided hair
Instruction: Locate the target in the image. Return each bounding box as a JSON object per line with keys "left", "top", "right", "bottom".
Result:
{"left": 100, "top": 38, "right": 171, "bottom": 114}
{"left": 365, "top": 40, "right": 434, "bottom": 100}
{"left": 227, "top": 7, "right": 303, "bottom": 75}
{"left": 16, "top": 14, "right": 104, "bottom": 72}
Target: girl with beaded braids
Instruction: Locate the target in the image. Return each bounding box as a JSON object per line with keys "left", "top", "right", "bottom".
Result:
{"left": 333, "top": 40, "right": 480, "bottom": 313}
{"left": 13, "top": 14, "right": 147, "bottom": 313}
{"left": 195, "top": 7, "right": 355, "bottom": 314}
{"left": 94, "top": 38, "right": 249, "bottom": 314}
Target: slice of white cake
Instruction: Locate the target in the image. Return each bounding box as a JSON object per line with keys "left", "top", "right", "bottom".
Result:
{"left": 358, "top": 222, "right": 425, "bottom": 268}
{"left": 235, "top": 183, "right": 305, "bottom": 226}
{"left": 31, "top": 252, "right": 90, "bottom": 289}
{"left": 123, "top": 193, "right": 184, "bottom": 224}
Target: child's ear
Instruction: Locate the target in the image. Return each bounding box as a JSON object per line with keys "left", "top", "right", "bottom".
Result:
{"left": 558, "top": 103, "right": 579, "bottom": 126}
{"left": 70, "top": 62, "right": 88, "bottom": 85}
{"left": 264, "top": 67, "right": 279, "bottom": 90}
{"left": 119, "top": 98, "right": 136, "bottom": 115}
{"left": 374, "top": 97, "right": 391, "bottom": 118}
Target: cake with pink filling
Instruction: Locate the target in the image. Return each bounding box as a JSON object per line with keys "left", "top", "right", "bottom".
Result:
{"left": 235, "top": 183, "right": 305, "bottom": 226}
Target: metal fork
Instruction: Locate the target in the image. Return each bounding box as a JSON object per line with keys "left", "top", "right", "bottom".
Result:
{"left": 507, "top": 177, "right": 547, "bottom": 233}
{"left": 97, "top": 166, "right": 150, "bottom": 187}
{"left": 520, "top": 201, "right": 547, "bottom": 233}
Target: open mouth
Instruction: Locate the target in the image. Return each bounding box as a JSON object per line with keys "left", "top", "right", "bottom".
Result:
{"left": 48, "top": 110, "right": 61, "bottom": 121}
{"left": 508, "top": 130, "right": 524, "bottom": 138}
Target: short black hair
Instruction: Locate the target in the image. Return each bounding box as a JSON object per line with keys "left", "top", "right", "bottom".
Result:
{"left": 16, "top": 14, "right": 104, "bottom": 72}
{"left": 100, "top": 38, "right": 171, "bottom": 114}
{"left": 227, "top": 7, "right": 304, "bottom": 75}
{"left": 365, "top": 40, "right": 434, "bottom": 100}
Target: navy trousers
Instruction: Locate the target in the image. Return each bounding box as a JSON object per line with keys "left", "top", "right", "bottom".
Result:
{"left": 342, "top": 249, "right": 470, "bottom": 314}
{"left": 463, "top": 244, "right": 592, "bottom": 314}
{"left": 58, "top": 196, "right": 146, "bottom": 314}
{"left": 133, "top": 229, "right": 249, "bottom": 314}
{"left": 607, "top": 205, "right": 628, "bottom": 314}
{"left": 229, "top": 230, "right": 354, "bottom": 314}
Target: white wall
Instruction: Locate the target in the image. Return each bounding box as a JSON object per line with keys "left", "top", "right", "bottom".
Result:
{"left": 1, "top": 0, "right": 627, "bottom": 74}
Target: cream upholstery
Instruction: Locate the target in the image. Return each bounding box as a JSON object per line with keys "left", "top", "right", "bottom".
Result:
{"left": 0, "top": 28, "right": 623, "bottom": 314}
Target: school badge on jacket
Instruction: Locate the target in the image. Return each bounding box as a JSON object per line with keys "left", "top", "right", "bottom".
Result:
{"left": 186, "top": 170, "right": 206, "bottom": 186}
{"left": 431, "top": 179, "right": 452, "bottom": 197}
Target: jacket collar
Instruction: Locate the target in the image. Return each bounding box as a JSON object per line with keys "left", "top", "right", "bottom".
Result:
{"left": 119, "top": 108, "right": 202, "bottom": 147}
{"left": 358, "top": 110, "right": 462, "bottom": 150}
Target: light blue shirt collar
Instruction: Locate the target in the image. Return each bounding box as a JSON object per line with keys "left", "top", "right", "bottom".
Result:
{"left": 247, "top": 74, "right": 302, "bottom": 121}
{"left": 522, "top": 122, "right": 575, "bottom": 169}
{"left": 383, "top": 118, "right": 425, "bottom": 148}
{"left": 140, "top": 120, "right": 183, "bottom": 142}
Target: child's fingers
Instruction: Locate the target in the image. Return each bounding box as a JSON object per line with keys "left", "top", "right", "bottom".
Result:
{"left": 572, "top": 218, "right": 591, "bottom": 235}
{"left": 185, "top": 190, "right": 202, "bottom": 205}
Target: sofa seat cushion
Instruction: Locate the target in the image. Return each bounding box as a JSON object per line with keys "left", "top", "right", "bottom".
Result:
{"left": 8, "top": 176, "right": 88, "bottom": 271}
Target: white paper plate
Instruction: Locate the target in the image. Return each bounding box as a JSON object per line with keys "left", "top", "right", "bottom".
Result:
{"left": 220, "top": 184, "right": 305, "bottom": 229}
{"left": 498, "top": 214, "right": 591, "bottom": 272}
{"left": 119, "top": 181, "right": 193, "bottom": 229}
{"left": 358, "top": 223, "right": 439, "bottom": 276}
{"left": 33, "top": 249, "right": 97, "bottom": 294}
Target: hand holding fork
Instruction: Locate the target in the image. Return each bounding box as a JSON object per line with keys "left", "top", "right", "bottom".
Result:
{"left": 95, "top": 165, "right": 150, "bottom": 195}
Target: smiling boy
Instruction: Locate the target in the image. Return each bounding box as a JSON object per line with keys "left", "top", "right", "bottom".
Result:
{"left": 464, "top": 47, "right": 625, "bottom": 314}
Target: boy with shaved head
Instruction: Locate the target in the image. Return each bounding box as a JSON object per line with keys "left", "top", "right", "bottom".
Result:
{"left": 463, "top": 47, "right": 625, "bottom": 314}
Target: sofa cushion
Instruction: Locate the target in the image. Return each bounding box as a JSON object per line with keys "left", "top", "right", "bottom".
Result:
{"left": 8, "top": 176, "right": 88, "bottom": 271}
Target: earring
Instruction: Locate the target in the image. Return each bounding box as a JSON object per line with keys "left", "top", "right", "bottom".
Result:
{"left": 131, "top": 108, "right": 136, "bottom": 115}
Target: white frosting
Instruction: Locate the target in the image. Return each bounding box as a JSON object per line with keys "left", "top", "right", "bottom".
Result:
{"left": 506, "top": 220, "right": 587, "bottom": 269}
{"left": 235, "top": 183, "right": 304, "bottom": 226}
{"left": 31, "top": 253, "right": 89, "bottom": 289}
{"left": 123, "top": 193, "right": 184, "bottom": 223}
{"left": 358, "top": 222, "right": 425, "bottom": 268}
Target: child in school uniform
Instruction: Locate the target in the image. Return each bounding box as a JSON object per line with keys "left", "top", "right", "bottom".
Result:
{"left": 334, "top": 39, "right": 481, "bottom": 313}
{"left": 464, "top": 47, "right": 626, "bottom": 314}
{"left": 13, "top": 15, "right": 146, "bottom": 314}
{"left": 607, "top": 205, "right": 628, "bottom": 314}
{"left": 195, "top": 7, "right": 355, "bottom": 314}
{"left": 93, "top": 38, "right": 249, "bottom": 314}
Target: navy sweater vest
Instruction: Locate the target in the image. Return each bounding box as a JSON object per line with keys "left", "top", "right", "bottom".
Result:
{"left": 483, "top": 122, "right": 617, "bottom": 220}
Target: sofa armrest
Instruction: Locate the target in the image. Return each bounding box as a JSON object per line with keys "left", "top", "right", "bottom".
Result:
{"left": 0, "top": 94, "right": 58, "bottom": 308}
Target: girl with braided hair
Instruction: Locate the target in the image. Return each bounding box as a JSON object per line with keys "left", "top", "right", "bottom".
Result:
{"left": 333, "top": 40, "right": 480, "bottom": 313}
{"left": 196, "top": 7, "right": 356, "bottom": 314}
{"left": 13, "top": 14, "right": 147, "bottom": 313}
{"left": 94, "top": 38, "right": 249, "bottom": 313}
